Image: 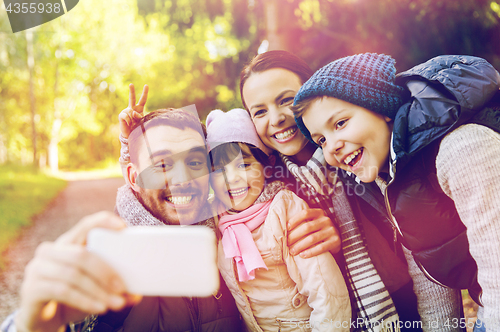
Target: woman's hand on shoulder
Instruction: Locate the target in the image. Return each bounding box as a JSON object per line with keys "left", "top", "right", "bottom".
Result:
{"left": 118, "top": 83, "right": 149, "bottom": 139}
{"left": 287, "top": 208, "right": 341, "bottom": 258}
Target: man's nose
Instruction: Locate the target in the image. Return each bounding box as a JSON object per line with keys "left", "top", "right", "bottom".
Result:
{"left": 169, "top": 162, "right": 192, "bottom": 186}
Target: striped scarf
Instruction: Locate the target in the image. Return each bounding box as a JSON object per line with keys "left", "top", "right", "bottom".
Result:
{"left": 281, "top": 149, "right": 400, "bottom": 332}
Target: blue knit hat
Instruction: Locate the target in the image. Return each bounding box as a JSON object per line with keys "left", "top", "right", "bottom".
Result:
{"left": 293, "top": 53, "right": 406, "bottom": 143}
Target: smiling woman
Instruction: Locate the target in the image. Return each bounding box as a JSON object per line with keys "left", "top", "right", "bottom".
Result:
{"left": 240, "top": 52, "right": 317, "bottom": 165}
{"left": 242, "top": 68, "right": 315, "bottom": 162}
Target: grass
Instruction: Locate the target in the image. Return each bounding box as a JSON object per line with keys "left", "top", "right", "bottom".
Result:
{"left": 462, "top": 289, "right": 479, "bottom": 330}
{"left": 0, "top": 164, "right": 67, "bottom": 269}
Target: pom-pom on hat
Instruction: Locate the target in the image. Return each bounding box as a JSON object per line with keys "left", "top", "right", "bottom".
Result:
{"left": 206, "top": 108, "right": 271, "bottom": 155}
{"left": 294, "top": 53, "right": 406, "bottom": 119}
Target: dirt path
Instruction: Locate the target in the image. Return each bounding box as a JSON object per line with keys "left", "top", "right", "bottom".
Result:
{"left": 0, "top": 177, "right": 125, "bottom": 323}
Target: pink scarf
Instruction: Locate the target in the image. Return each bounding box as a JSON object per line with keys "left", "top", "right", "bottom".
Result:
{"left": 218, "top": 201, "right": 272, "bottom": 282}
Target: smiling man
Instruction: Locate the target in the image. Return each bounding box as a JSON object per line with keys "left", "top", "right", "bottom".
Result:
{"left": 1, "top": 108, "right": 244, "bottom": 332}
{"left": 2, "top": 98, "right": 343, "bottom": 332}
{"left": 123, "top": 109, "right": 211, "bottom": 226}
{"left": 101, "top": 108, "right": 244, "bottom": 331}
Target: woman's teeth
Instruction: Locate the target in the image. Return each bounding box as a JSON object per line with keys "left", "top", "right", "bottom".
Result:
{"left": 274, "top": 127, "right": 296, "bottom": 140}
{"left": 344, "top": 149, "right": 362, "bottom": 166}
{"left": 167, "top": 196, "right": 193, "bottom": 205}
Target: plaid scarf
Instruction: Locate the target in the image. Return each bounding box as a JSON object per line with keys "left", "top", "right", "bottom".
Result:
{"left": 281, "top": 149, "right": 400, "bottom": 332}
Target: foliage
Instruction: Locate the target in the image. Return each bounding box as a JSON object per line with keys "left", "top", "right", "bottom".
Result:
{"left": 0, "top": 164, "right": 66, "bottom": 269}
{"left": 286, "top": 0, "right": 500, "bottom": 71}
{"left": 0, "top": 0, "right": 499, "bottom": 170}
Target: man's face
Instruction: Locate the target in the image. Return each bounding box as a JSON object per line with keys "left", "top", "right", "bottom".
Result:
{"left": 132, "top": 125, "right": 210, "bottom": 225}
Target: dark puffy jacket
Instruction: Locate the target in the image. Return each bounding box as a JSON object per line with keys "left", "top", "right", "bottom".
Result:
{"left": 91, "top": 273, "right": 243, "bottom": 332}
{"left": 386, "top": 55, "right": 500, "bottom": 303}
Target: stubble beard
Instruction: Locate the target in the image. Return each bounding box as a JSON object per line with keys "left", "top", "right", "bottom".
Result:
{"left": 135, "top": 188, "right": 179, "bottom": 225}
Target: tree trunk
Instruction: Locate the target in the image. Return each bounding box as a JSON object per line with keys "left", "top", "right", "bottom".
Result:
{"left": 0, "top": 98, "right": 7, "bottom": 164}
{"left": 26, "top": 30, "right": 37, "bottom": 167}
{"left": 48, "top": 118, "right": 62, "bottom": 173}
{"left": 262, "top": 0, "right": 297, "bottom": 51}
{"left": 49, "top": 45, "right": 61, "bottom": 173}
{"left": 263, "top": 0, "right": 282, "bottom": 50}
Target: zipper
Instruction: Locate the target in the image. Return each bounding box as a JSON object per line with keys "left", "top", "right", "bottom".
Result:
{"left": 413, "top": 254, "right": 450, "bottom": 288}
{"left": 381, "top": 164, "right": 403, "bottom": 254}
{"left": 383, "top": 187, "right": 403, "bottom": 251}
{"left": 384, "top": 161, "right": 449, "bottom": 288}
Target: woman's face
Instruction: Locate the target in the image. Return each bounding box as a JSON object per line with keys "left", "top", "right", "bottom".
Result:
{"left": 242, "top": 68, "right": 311, "bottom": 157}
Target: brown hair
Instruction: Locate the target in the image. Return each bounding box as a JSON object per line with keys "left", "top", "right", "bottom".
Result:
{"left": 290, "top": 95, "right": 324, "bottom": 118}
{"left": 129, "top": 108, "right": 207, "bottom": 165}
{"left": 239, "top": 50, "right": 314, "bottom": 110}
{"left": 209, "top": 142, "right": 270, "bottom": 171}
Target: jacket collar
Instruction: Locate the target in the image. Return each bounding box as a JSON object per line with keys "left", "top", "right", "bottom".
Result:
{"left": 391, "top": 54, "right": 500, "bottom": 170}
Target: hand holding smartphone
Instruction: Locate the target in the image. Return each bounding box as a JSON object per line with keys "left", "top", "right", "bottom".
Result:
{"left": 87, "top": 226, "right": 219, "bottom": 297}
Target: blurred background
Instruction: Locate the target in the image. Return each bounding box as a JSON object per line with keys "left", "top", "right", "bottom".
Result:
{"left": 1, "top": 0, "right": 499, "bottom": 171}
{"left": 1, "top": 0, "right": 497, "bottom": 324}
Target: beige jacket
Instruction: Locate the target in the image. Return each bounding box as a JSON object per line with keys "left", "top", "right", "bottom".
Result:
{"left": 436, "top": 124, "right": 500, "bottom": 330}
{"left": 217, "top": 189, "right": 351, "bottom": 332}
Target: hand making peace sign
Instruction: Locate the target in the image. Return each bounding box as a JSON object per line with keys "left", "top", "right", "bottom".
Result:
{"left": 118, "top": 83, "right": 149, "bottom": 139}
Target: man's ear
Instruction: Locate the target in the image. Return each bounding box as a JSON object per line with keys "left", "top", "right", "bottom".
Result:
{"left": 126, "top": 163, "right": 141, "bottom": 193}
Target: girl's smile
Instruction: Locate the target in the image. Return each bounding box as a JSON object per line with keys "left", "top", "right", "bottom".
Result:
{"left": 211, "top": 145, "right": 266, "bottom": 212}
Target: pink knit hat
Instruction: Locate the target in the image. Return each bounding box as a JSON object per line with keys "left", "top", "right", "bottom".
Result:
{"left": 206, "top": 108, "right": 271, "bottom": 155}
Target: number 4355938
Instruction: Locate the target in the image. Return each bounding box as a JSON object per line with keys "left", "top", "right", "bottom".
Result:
{"left": 5, "top": 2, "right": 62, "bottom": 14}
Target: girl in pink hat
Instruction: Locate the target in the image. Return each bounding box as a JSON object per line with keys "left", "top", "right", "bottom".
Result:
{"left": 206, "top": 108, "right": 350, "bottom": 332}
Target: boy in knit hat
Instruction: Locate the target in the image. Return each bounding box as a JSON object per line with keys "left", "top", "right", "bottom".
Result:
{"left": 291, "top": 53, "right": 500, "bottom": 331}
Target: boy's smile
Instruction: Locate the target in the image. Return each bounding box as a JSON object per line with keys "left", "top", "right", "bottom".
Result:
{"left": 301, "top": 97, "right": 393, "bottom": 183}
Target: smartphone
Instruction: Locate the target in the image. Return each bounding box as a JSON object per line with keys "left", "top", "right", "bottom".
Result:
{"left": 87, "top": 226, "right": 219, "bottom": 297}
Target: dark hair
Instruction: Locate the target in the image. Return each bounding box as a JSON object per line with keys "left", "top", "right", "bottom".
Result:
{"left": 239, "top": 50, "right": 314, "bottom": 110}
{"left": 291, "top": 95, "right": 324, "bottom": 118}
{"left": 209, "top": 142, "right": 270, "bottom": 172}
{"left": 129, "top": 108, "right": 207, "bottom": 165}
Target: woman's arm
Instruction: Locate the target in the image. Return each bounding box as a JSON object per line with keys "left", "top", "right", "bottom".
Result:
{"left": 437, "top": 123, "right": 500, "bottom": 330}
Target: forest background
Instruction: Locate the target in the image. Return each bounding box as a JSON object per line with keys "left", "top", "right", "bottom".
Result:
{"left": 0, "top": 0, "right": 500, "bottom": 171}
